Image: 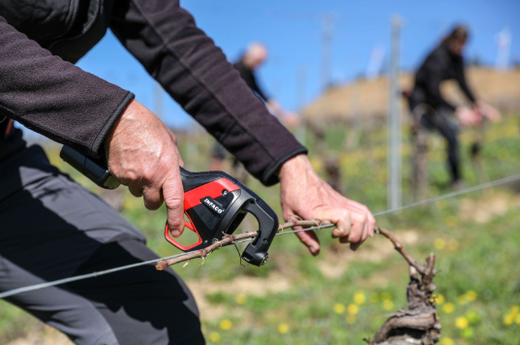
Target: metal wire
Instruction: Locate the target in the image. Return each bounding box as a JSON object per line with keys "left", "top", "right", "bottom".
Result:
{"left": 372, "top": 172, "right": 520, "bottom": 217}
{"left": 2, "top": 172, "right": 520, "bottom": 299}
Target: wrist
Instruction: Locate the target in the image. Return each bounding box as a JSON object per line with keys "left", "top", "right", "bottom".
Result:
{"left": 278, "top": 154, "right": 312, "bottom": 182}
{"left": 104, "top": 99, "right": 140, "bottom": 155}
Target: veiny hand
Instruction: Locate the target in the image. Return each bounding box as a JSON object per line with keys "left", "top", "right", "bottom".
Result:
{"left": 281, "top": 111, "right": 300, "bottom": 128}
{"left": 278, "top": 154, "right": 376, "bottom": 255}
{"left": 476, "top": 101, "right": 501, "bottom": 123}
{"left": 456, "top": 106, "right": 481, "bottom": 127}
{"left": 104, "top": 99, "right": 186, "bottom": 236}
{"left": 266, "top": 99, "right": 282, "bottom": 116}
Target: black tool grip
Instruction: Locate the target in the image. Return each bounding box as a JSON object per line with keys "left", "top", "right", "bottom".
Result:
{"left": 61, "top": 146, "right": 279, "bottom": 266}
{"left": 241, "top": 198, "right": 278, "bottom": 266}
{"left": 60, "top": 146, "right": 120, "bottom": 189}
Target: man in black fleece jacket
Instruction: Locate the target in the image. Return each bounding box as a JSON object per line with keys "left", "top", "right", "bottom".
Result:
{"left": 408, "top": 25, "right": 484, "bottom": 186}
{"left": 0, "top": 1, "right": 375, "bottom": 344}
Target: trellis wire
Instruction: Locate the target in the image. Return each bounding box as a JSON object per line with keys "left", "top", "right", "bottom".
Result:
{"left": 1, "top": 172, "right": 520, "bottom": 299}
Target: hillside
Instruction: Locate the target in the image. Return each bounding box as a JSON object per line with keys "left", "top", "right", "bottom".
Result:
{"left": 302, "top": 67, "right": 520, "bottom": 126}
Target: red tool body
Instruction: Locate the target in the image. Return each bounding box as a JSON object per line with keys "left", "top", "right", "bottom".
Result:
{"left": 165, "top": 167, "right": 278, "bottom": 266}
{"left": 60, "top": 146, "right": 279, "bottom": 266}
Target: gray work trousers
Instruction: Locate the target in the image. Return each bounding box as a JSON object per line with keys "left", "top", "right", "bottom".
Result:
{"left": 0, "top": 145, "right": 205, "bottom": 345}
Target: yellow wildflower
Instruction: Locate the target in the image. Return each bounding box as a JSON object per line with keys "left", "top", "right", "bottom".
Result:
{"left": 465, "top": 290, "right": 477, "bottom": 302}
{"left": 455, "top": 316, "right": 469, "bottom": 329}
{"left": 219, "top": 319, "right": 232, "bottom": 331}
{"left": 441, "top": 337, "right": 454, "bottom": 345}
{"left": 235, "top": 294, "right": 247, "bottom": 305}
{"left": 209, "top": 332, "right": 220, "bottom": 342}
{"left": 510, "top": 306, "right": 519, "bottom": 315}
{"left": 347, "top": 304, "right": 359, "bottom": 315}
{"left": 442, "top": 303, "right": 455, "bottom": 314}
{"left": 457, "top": 295, "right": 469, "bottom": 305}
{"left": 445, "top": 216, "right": 457, "bottom": 227}
{"left": 447, "top": 240, "right": 459, "bottom": 251}
{"left": 434, "top": 238, "right": 446, "bottom": 250}
{"left": 354, "top": 291, "right": 366, "bottom": 305}
{"left": 334, "top": 303, "right": 345, "bottom": 314}
{"left": 436, "top": 294, "right": 445, "bottom": 305}
{"left": 504, "top": 314, "right": 514, "bottom": 325}
{"left": 278, "top": 323, "right": 289, "bottom": 334}
{"left": 383, "top": 300, "right": 394, "bottom": 311}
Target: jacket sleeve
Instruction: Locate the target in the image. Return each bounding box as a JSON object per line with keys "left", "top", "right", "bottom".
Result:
{"left": 0, "top": 16, "right": 134, "bottom": 159}
{"left": 109, "top": 0, "right": 307, "bottom": 186}
{"left": 455, "top": 57, "right": 477, "bottom": 105}
{"left": 420, "top": 51, "right": 456, "bottom": 112}
{"left": 248, "top": 72, "right": 271, "bottom": 103}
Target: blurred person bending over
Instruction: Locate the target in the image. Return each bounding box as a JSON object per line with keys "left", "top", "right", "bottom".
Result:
{"left": 210, "top": 42, "right": 298, "bottom": 172}
{"left": 408, "top": 25, "right": 498, "bottom": 188}
{"left": 235, "top": 42, "right": 299, "bottom": 125}
{"left": 0, "top": 1, "right": 375, "bottom": 344}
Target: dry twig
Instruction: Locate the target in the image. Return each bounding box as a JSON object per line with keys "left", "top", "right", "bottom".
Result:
{"left": 156, "top": 218, "right": 441, "bottom": 344}
{"left": 155, "top": 219, "right": 332, "bottom": 270}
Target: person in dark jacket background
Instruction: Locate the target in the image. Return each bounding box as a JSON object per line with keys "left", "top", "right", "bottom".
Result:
{"left": 408, "top": 25, "right": 495, "bottom": 187}
{"left": 0, "top": 1, "right": 375, "bottom": 344}
{"left": 210, "top": 42, "right": 298, "bottom": 172}
{"left": 233, "top": 42, "right": 298, "bottom": 123}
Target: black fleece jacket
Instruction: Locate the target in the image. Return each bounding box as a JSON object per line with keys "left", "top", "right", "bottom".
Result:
{"left": 0, "top": 0, "right": 306, "bottom": 186}
{"left": 412, "top": 44, "right": 476, "bottom": 112}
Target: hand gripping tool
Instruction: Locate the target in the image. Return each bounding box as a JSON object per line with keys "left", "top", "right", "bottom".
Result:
{"left": 60, "top": 145, "right": 278, "bottom": 266}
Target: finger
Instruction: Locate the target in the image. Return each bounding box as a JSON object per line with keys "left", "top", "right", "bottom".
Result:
{"left": 162, "top": 169, "right": 185, "bottom": 238}
{"left": 128, "top": 183, "right": 144, "bottom": 198}
{"left": 350, "top": 242, "right": 362, "bottom": 251}
{"left": 295, "top": 230, "right": 320, "bottom": 256}
{"left": 345, "top": 219, "right": 365, "bottom": 251}
{"left": 367, "top": 211, "right": 376, "bottom": 237}
{"left": 344, "top": 208, "right": 369, "bottom": 243}
{"left": 315, "top": 208, "right": 351, "bottom": 239}
{"left": 142, "top": 185, "right": 164, "bottom": 210}
{"left": 342, "top": 201, "right": 376, "bottom": 238}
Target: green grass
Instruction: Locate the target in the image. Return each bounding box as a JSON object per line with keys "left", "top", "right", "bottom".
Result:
{"left": 2, "top": 115, "right": 520, "bottom": 344}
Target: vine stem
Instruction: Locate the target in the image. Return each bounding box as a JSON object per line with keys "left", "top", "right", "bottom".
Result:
{"left": 156, "top": 221, "right": 429, "bottom": 274}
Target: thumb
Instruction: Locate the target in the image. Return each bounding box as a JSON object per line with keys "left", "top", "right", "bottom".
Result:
{"left": 284, "top": 208, "right": 321, "bottom": 256}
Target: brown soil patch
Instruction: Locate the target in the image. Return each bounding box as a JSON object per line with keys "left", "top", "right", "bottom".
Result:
{"left": 187, "top": 273, "right": 291, "bottom": 321}
{"left": 6, "top": 326, "right": 73, "bottom": 345}
{"left": 458, "top": 191, "right": 520, "bottom": 223}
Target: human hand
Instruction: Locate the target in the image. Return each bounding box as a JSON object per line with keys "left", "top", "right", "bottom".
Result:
{"left": 456, "top": 106, "right": 481, "bottom": 127}
{"left": 104, "top": 99, "right": 186, "bottom": 236}
{"left": 282, "top": 111, "right": 300, "bottom": 128}
{"left": 266, "top": 99, "right": 283, "bottom": 117}
{"left": 476, "top": 101, "right": 501, "bottom": 123}
{"left": 278, "top": 154, "right": 376, "bottom": 255}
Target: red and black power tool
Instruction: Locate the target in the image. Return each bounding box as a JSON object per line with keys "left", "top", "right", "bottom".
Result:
{"left": 60, "top": 146, "right": 278, "bottom": 266}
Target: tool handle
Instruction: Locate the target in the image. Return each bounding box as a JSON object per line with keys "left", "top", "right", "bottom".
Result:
{"left": 164, "top": 212, "right": 203, "bottom": 251}
{"left": 241, "top": 199, "right": 278, "bottom": 266}
{"left": 60, "top": 146, "right": 193, "bottom": 190}
{"left": 60, "top": 146, "right": 120, "bottom": 189}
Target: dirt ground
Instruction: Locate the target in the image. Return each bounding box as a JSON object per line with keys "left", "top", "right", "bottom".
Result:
{"left": 6, "top": 327, "right": 73, "bottom": 345}
{"left": 5, "top": 228, "right": 422, "bottom": 344}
